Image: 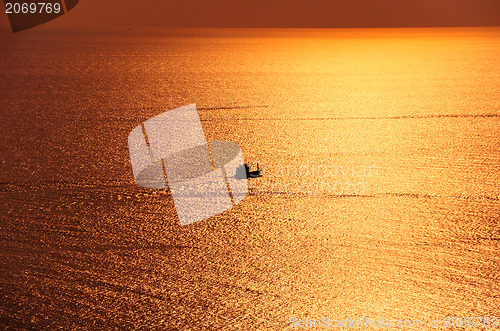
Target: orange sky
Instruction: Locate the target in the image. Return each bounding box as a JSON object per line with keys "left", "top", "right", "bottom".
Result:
{"left": 1, "top": 0, "right": 499, "bottom": 30}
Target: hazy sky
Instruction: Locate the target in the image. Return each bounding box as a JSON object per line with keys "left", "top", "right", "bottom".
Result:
{"left": 1, "top": 0, "right": 500, "bottom": 30}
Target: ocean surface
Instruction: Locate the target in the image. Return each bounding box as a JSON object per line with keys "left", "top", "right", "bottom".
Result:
{"left": 0, "top": 27, "right": 499, "bottom": 329}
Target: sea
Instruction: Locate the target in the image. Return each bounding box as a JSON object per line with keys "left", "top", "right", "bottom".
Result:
{"left": 0, "top": 27, "right": 499, "bottom": 329}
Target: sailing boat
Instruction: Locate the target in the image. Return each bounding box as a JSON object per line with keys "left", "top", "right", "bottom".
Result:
{"left": 246, "top": 163, "right": 262, "bottom": 178}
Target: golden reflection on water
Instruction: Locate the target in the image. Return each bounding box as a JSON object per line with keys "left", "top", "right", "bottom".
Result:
{"left": 0, "top": 27, "right": 498, "bottom": 329}
{"left": 196, "top": 27, "right": 500, "bottom": 327}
